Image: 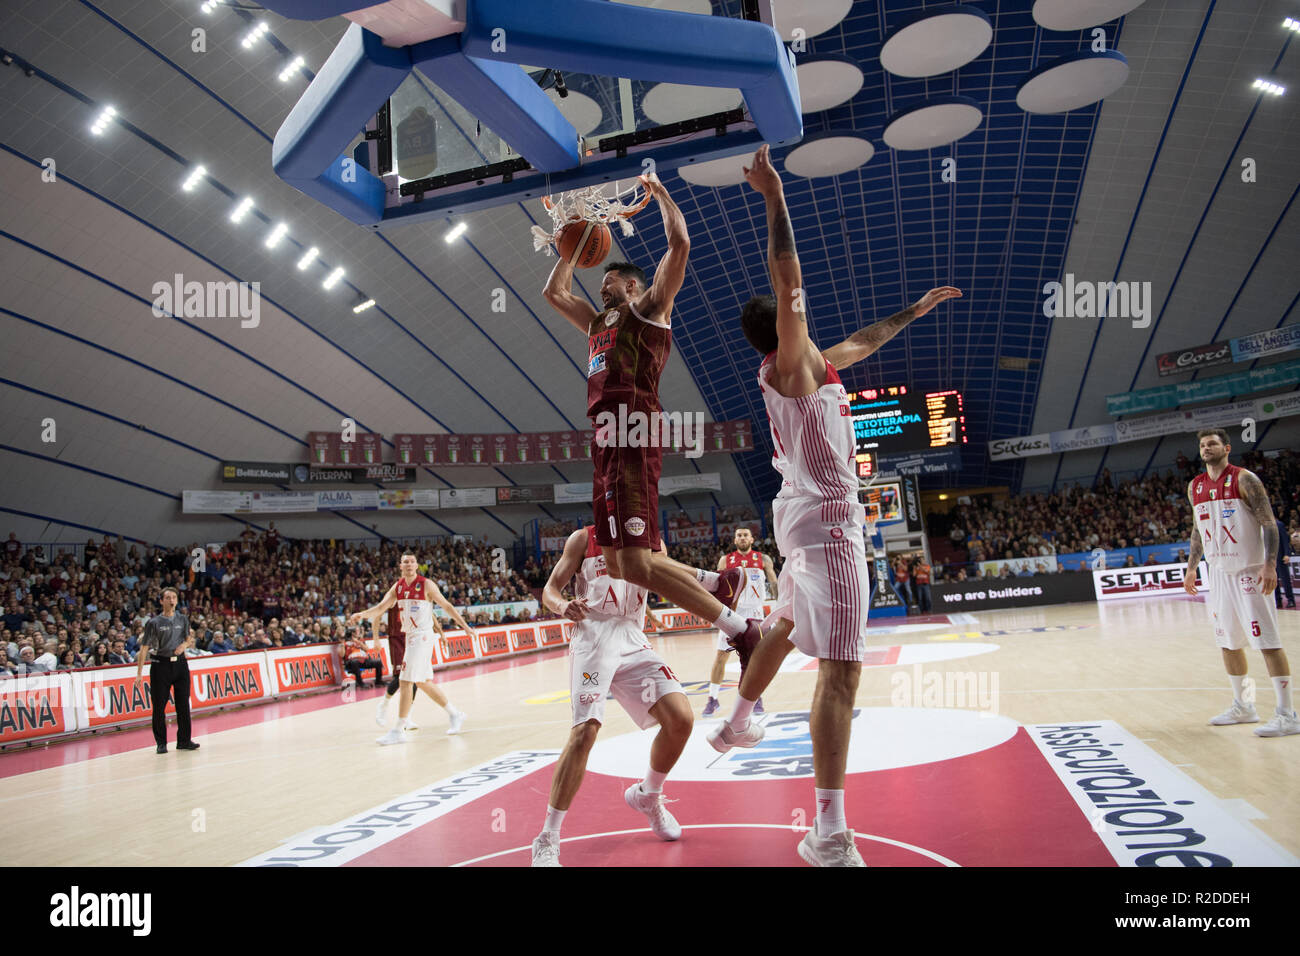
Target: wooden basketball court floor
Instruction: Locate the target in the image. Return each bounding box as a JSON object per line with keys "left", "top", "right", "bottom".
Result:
{"left": 3, "top": 596, "right": 1297, "bottom": 867}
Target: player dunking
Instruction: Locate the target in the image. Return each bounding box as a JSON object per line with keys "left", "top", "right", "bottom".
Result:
{"left": 542, "top": 174, "right": 758, "bottom": 660}
{"left": 530, "top": 527, "right": 700, "bottom": 866}
{"left": 703, "top": 527, "right": 778, "bottom": 717}
{"left": 347, "top": 552, "right": 477, "bottom": 743}
{"left": 1183, "top": 428, "right": 1297, "bottom": 736}
{"left": 710, "top": 144, "right": 961, "bottom": 866}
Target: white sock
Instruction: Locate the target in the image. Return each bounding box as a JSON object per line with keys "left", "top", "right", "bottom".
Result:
{"left": 696, "top": 570, "right": 721, "bottom": 590}
{"left": 643, "top": 767, "right": 668, "bottom": 793}
{"left": 543, "top": 805, "right": 566, "bottom": 835}
{"left": 444, "top": 701, "right": 459, "bottom": 715}
{"left": 708, "top": 683, "right": 721, "bottom": 699}
{"left": 1272, "top": 676, "right": 1293, "bottom": 714}
{"left": 814, "top": 788, "right": 846, "bottom": 838}
{"left": 395, "top": 716, "right": 410, "bottom": 730}
{"left": 713, "top": 608, "right": 746, "bottom": 638}
{"left": 1228, "top": 674, "right": 1246, "bottom": 704}
{"left": 727, "top": 695, "right": 756, "bottom": 731}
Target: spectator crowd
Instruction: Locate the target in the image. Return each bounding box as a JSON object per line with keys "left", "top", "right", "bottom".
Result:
{"left": 0, "top": 526, "right": 542, "bottom": 677}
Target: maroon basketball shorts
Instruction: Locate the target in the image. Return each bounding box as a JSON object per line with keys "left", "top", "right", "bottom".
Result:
{"left": 592, "top": 442, "right": 662, "bottom": 550}
{"left": 388, "top": 632, "right": 406, "bottom": 670}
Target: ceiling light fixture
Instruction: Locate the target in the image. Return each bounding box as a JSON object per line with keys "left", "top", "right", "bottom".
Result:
{"left": 1283, "top": 16, "right": 1300, "bottom": 32}
{"left": 241, "top": 22, "right": 269, "bottom": 49}
{"left": 1252, "top": 77, "right": 1286, "bottom": 95}
{"left": 322, "top": 267, "right": 345, "bottom": 290}
{"left": 181, "top": 164, "right": 207, "bottom": 191}
{"left": 296, "top": 246, "right": 319, "bottom": 271}
{"left": 90, "top": 105, "right": 116, "bottom": 136}
{"left": 229, "top": 196, "right": 255, "bottom": 224}
{"left": 443, "top": 222, "right": 468, "bottom": 243}
{"left": 264, "top": 222, "right": 289, "bottom": 249}
{"left": 278, "top": 55, "right": 305, "bottom": 83}
{"left": 352, "top": 299, "right": 376, "bottom": 314}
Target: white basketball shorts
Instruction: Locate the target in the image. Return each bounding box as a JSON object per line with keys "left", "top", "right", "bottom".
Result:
{"left": 570, "top": 619, "right": 683, "bottom": 730}
{"left": 1206, "top": 565, "right": 1281, "bottom": 650}
{"left": 766, "top": 496, "right": 869, "bottom": 663}
{"left": 401, "top": 630, "right": 438, "bottom": 683}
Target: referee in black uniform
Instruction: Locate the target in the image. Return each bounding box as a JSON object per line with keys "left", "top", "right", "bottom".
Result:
{"left": 133, "top": 586, "right": 200, "bottom": 754}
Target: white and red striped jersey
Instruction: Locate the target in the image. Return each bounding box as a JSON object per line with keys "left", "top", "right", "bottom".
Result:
{"left": 575, "top": 527, "right": 648, "bottom": 627}
{"left": 759, "top": 354, "right": 858, "bottom": 504}
{"left": 724, "top": 550, "right": 768, "bottom": 611}
{"left": 1192, "top": 465, "right": 1265, "bottom": 572}
{"left": 393, "top": 575, "right": 438, "bottom": 633}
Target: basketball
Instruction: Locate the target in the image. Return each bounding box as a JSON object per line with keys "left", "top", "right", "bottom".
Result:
{"left": 555, "top": 220, "right": 611, "bottom": 269}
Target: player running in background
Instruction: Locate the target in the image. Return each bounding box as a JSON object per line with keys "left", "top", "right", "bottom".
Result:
{"left": 712, "top": 144, "right": 961, "bottom": 866}
{"left": 1183, "top": 429, "right": 1297, "bottom": 737}
{"left": 531, "top": 527, "right": 707, "bottom": 866}
{"left": 703, "top": 527, "right": 777, "bottom": 717}
{"left": 348, "top": 552, "right": 477, "bottom": 744}
{"left": 542, "top": 174, "right": 760, "bottom": 658}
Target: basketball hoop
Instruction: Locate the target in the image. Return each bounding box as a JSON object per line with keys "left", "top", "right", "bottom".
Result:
{"left": 531, "top": 177, "right": 652, "bottom": 254}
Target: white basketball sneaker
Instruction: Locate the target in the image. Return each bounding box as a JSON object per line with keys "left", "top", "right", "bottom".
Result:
{"left": 1208, "top": 700, "right": 1259, "bottom": 725}
{"left": 531, "top": 832, "right": 562, "bottom": 867}
{"left": 798, "top": 828, "right": 867, "bottom": 867}
{"left": 374, "top": 694, "right": 391, "bottom": 727}
{"left": 1253, "top": 710, "right": 1300, "bottom": 737}
{"left": 446, "top": 708, "right": 466, "bottom": 735}
{"left": 376, "top": 728, "right": 406, "bottom": 746}
{"left": 707, "top": 718, "right": 765, "bottom": 753}
{"left": 624, "top": 784, "right": 681, "bottom": 841}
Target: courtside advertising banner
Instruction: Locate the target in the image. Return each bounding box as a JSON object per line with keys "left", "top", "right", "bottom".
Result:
{"left": 188, "top": 655, "right": 272, "bottom": 710}
{"left": 0, "top": 672, "right": 75, "bottom": 744}
{"left": 1093, "top": 562, "right": 1210, "bottom": 601}
{"left": 77, "top": 665, "right": 158, "bottom": 728}
{"left": 267, "top": 645, "right": 342, "bottom": 694}
{"left": 933, "top": 574, "right": 1095, "bottom": 611}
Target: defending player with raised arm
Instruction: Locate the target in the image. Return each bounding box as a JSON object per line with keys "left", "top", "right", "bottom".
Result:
{"left": 530, "top": 528, "right": 697, "bottom": 866}
{"left": 347, "top": 552, "right": 476, "bottom": 743}
{"left": 712, "top": 144, "right": 961, "bottom": 866}
{"left": 702, "top": 527, "right": 778, "bottom": 717}
{"left": 1182, "top": 429, "right": 1295, "bottom": 736}
{"left": 541, "top": 173, "right": 758, "bottom": 668}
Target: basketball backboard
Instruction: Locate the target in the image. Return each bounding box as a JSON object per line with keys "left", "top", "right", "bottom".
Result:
{"left": 271, "top": 0, "right": 800, "bottom": 227}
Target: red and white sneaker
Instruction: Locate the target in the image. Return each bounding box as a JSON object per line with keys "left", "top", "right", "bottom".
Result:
{"left": 726, "top": 620, "right": 763, "bottom": 676}
{"left": 715, "top": 568, "right": 745, "bottom": 610}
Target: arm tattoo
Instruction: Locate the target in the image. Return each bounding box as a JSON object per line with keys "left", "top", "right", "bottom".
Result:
{"left": 766, "top": 196, "right": 800, "bottom": 307}
{"left": 1239, "top": 471, "right": 1279, "bottom": 562}
{"left": 847, "top": 304, "right": 920, "bottom": 354}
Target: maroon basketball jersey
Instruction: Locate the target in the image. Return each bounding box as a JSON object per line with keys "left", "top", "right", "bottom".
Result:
{"left": 587, "top": 300, "right": 672, "bottom": 418}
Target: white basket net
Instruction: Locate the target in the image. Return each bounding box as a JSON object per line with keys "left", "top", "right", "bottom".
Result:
{"left": 531, "top": 178, "right": 651, "bottom": 254}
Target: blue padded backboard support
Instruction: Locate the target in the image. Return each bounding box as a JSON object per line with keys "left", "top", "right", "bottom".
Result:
{"left": 271, "top": 23, "right": 410, "bottom": 225}
{"left": 270, "top": 0, "right": 803, "bottom": 226}
{"left": 258, "top": 0, "right": 378, "bottom": 19}
{"left": 461, "top": 0, "right": 802, "bottom": 143}
{"left": 411, "top": 34, "right": 580, "bottom": 174}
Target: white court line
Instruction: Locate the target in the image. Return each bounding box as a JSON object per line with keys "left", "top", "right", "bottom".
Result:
{"left": 452, "top": 823, "right": 960, "bottom": 867}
